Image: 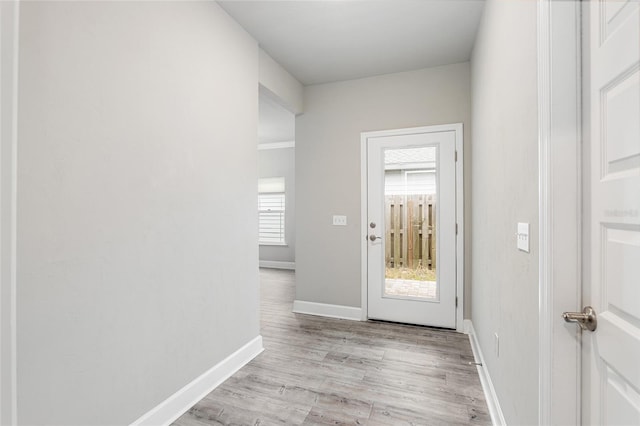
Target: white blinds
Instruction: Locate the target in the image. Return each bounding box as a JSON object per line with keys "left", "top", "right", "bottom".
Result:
{"left": 258, "top": 178, "right": 285, "bottom": 244}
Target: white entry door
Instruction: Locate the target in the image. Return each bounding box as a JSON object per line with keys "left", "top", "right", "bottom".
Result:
{"left": 581, "top": 1, "right": 640, "bottom": 424}
{"left": 364, "top": 126, "right": 460, "bottom": 328}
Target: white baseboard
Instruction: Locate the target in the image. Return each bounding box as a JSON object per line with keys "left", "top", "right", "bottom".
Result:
{"left": 464, "top": 320, "right": 506, "bottom": 426}
{"left": 292, "top": 300, "right": 362, "bottom": 321}
{"left": 130, "top": 336, "right": 264, "bottom": 426}
{"left": 259, "top": 260, "right": 295, "bottom": 270}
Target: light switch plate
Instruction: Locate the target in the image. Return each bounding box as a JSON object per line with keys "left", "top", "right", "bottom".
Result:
{"left": 517, "top": 222, "right": 530, "bottom": 252}
{"left": 333, "top": 215, "right": 347, "bottom": 226}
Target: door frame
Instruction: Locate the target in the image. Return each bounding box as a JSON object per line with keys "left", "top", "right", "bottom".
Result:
{"left": 537, "top": 0, "right": 582, "bottom": 424}
{"left": 0, "top": 1, "right": 20, "bottom": 424}
{"left": 360, "top": 123, "right": 464, "bottom": 332}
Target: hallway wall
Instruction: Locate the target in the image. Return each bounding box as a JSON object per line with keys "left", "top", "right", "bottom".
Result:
{"left": 295, "top": 63, "right": 471, "bottom": 315}
{"left": 16, "top": 2, "right": 260, "bottom": 424}
{"left": 470, "top": 0, "right": 539, "bottom": 424}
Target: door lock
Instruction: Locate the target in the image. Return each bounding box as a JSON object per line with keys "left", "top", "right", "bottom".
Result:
{"left": 562, "top": 306, "right": 597, "bottom": 331}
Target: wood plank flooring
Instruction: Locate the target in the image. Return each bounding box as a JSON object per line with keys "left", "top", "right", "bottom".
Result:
{"left": 174, "top": 268, "right": 490, "bottom": 426}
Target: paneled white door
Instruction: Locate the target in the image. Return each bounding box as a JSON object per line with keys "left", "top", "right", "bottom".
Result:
{"left": 365, "top": 127, "right": 458, "bottom": 328}
{"left": 583, "top": 1, "right": 640, "bottom": 424}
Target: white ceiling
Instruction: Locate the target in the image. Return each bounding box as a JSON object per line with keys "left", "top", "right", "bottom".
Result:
{"left": 218, "top": 0, "right": 485, "bottom": 86}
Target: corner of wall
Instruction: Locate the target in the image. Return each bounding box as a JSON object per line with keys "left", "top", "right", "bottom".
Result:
{"left": 130, "top": 336, "right": 264, "bottom": 426}
{"left": 258, "top": 49, "right": 304, "bottom": 115}
{"left": 465, "top": 320, "right": 506, "bottom": 426}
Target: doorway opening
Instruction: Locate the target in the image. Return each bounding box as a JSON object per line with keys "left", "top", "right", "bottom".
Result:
{"left": 257, "top": 86, "right": 296, "bottom": 271}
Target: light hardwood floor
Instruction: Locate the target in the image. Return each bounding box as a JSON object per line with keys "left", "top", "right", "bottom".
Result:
{"left": 174, "top": 268, "right": 490, "bottom": 425}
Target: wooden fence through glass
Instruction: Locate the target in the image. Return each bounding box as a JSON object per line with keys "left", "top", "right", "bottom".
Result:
{"left": 385, "top": 194, "right": 436, "bottom": 274}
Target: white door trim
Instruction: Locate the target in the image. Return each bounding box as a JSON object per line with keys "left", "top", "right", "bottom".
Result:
{"left": 0, "top": 1, "right": 20, "bottom": 424}
{"left": 360, "top": 123, "right": 464, "bottom": 332}
{"left": 537, "top": 0, "right": 582, "bottom": 424}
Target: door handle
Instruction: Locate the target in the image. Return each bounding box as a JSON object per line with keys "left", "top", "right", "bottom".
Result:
{"left": 369, "top": 234, "right": 382, "bottom": 241}
{"left": 562, "top": 306, "right": 597, "bottom": 331}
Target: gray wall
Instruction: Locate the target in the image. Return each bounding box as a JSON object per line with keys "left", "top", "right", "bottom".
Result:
{"left": 470, "top": 0, "right": 539, "bottom": 424}
{"left": 258, "top": 147, "right": 296, "bottom": 264}
{"left": 17, "top": 2, "right": 260, "bottom": 425}
{"left": 296, "top": 63, "right": 471, "bottom": 312}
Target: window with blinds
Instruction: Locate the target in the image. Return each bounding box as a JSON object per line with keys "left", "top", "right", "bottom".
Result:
{"left": 258, "top": 177, "right": 285, "bottom": 245}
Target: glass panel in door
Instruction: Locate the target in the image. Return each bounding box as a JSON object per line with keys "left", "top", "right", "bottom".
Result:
{"left": 383, "top": 146, "right": 438, "bottom": 301}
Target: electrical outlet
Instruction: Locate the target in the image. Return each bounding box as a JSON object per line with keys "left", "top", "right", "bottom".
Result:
{"left": 494, "top": 333, "right": 500, "bottom": 358}
{"left": 332, "top": 215, "right": 347, "bottom": 226}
